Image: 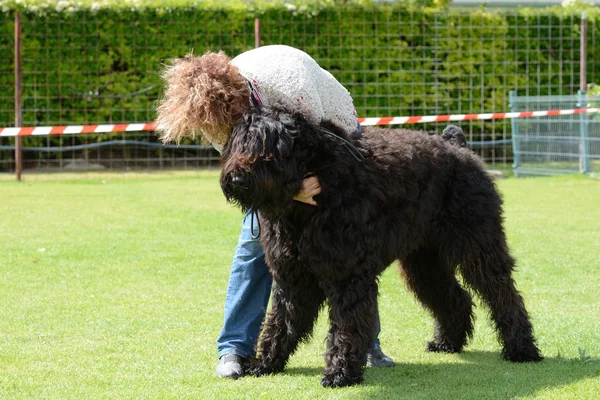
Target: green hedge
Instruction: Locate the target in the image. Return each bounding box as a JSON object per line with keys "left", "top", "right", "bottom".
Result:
{"left": 1, "top": 1, "right": 599, "bottom": 140}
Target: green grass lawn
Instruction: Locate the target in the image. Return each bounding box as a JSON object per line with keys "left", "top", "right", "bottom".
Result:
{"left": 0, "top": 171, "right": 599, "bottom": 399}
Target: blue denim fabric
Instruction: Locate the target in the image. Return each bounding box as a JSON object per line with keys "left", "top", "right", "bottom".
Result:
{"left": 217, "top": 210, "right": 382, "bottom": 358}
{"left": 217, "top": 211, "right": 272, "bottom": 359}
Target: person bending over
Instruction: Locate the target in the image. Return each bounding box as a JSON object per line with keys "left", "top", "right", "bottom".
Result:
{"left": 156, "top": 44, "right": 396, "bottom": 379}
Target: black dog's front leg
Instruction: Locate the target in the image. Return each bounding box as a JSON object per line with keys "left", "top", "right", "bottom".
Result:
{"left": 247, "top": 273, "right": 325, "bottom": 377}
{"left": 321, "top": 277, "right": 379, "bottom": 388}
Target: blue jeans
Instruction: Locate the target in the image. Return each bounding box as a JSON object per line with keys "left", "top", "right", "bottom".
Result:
{"left": 217, "top": 211, "right": 382, "bottom": 359}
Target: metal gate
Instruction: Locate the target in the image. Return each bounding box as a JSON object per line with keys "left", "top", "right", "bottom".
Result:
{"left": 510, "top": 91, "right": 600, "bottom": 177}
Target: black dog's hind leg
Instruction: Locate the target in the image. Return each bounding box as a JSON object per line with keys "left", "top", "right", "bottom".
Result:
{"left": 321, "top": 277, "right": 379, "bottom": 388}
{"left": 458, "top": 230, "right": 543, "bottom": 362}
{"left": 400, "top": 248, "right": 475, "bottom": 354}
{"left": 247, "top": 274, "right": 325, "bottom": 376}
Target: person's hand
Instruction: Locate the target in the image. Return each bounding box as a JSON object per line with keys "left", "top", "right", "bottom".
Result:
{"left": 293, "top": 176, "right": 321, "bottom": 206}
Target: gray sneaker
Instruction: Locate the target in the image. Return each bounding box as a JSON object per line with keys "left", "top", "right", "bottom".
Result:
{"left": 215, "top": 354, "right": 245, "bottom": 379}
{"left": 366, "top": 344, "right": 396, "bottom": 368}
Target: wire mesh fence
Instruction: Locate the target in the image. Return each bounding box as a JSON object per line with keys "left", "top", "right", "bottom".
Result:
{"left": 511, "top": 92, "right": 600, "bottom": 176}
{"left": 0, "top": 9, "right": 597, "bottom": 173}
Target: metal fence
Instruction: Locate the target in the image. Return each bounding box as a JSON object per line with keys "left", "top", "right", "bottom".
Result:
{"left": 0, "top": 9, "right": 597, "bottom": 173}
{"left": 511, "top": 92, "right": 600, "bottom": 176}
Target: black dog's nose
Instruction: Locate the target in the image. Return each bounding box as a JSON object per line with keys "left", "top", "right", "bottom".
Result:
{"left": 231, "top": 172, "right": 247, "bottom": 186}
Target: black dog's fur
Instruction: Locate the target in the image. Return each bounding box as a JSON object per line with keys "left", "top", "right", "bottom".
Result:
{"left": 220, "top": 107, "right": 542, "bottom": 388}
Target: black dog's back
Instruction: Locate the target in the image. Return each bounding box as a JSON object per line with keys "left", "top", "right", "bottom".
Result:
{"left": 310, "top": 126, "right": 500, "bottom": 261}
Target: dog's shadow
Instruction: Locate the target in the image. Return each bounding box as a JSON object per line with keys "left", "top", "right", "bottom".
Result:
{"left": 283, "top": 351, "right": 599, "bottom": 398}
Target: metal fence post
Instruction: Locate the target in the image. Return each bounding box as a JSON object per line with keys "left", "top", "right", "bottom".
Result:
{"left": 254, "top": 18, "right": 261, "bottom": 48}
{"left": 509, "top": 91, "right": 520, "bottom": 177}
{"left": 14, "top": 11, "right": 23, "bottom": 180}
{"left": 578, "top": 90, "right": 591, "bottom": 174}
{"left": 580, "top": 12, "right": 587, "bottom": 93}
{"left": 579, "top": 13, "right": 591, "bottom": 175}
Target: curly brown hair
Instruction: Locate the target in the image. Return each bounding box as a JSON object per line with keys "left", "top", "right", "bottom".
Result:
{"left": 155, "top": 51, "right": 250, "bottom": 146}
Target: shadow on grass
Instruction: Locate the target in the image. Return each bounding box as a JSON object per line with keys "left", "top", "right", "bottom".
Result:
{"left": 283, "top": 351, "right": 599, "bottom": 399}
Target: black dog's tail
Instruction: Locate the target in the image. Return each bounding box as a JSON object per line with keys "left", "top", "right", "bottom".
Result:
{"left": 441, "top": 124, "right": 467, "bottom": 148}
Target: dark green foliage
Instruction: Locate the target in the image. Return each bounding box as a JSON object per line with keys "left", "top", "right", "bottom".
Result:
{"left": 0, "top": 2, "right": 597, "bottom": 144}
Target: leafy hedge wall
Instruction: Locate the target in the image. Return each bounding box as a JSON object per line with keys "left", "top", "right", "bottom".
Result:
{"left": 1, "top": 1, "right": 599, "bottom": 138}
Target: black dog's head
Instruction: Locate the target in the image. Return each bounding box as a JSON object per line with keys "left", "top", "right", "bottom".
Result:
{"left": 220, "top": 107, "right": 318, "bottom": 214}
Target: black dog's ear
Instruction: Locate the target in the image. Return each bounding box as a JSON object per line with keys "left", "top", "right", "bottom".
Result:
{"left": 230, "top": 107, "right": 297, "bottom": 163}
{"left": 221, "top": 111, "right": 253, "bottom": 159}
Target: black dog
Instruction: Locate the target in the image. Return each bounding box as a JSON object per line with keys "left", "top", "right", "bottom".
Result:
{"left": 220, "top": 107, "right": 542, "bottom": 388}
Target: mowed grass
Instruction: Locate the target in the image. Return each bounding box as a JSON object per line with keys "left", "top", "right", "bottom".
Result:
{"left": 0, "top": 171, "right": 599, "bottom": 400}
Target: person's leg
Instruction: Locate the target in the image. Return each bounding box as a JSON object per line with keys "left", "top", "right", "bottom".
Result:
{"left": 372, "top": 312, "right": 381, "bottom": 348}
{"left": 216, "top": 211, "right": 272, "bottom": 378}
{"left": 367, "top": 308, "right": 396, "bottom": 367}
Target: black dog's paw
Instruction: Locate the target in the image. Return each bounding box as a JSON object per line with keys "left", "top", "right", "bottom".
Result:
{"left": 502, "top": 346, "right": 544, "bottom": 363}
{"left": 244, "top": 358, "right": 284, "bottom": 377}
{"left": 321, "top": 372, "right": 363, "bottom": 388}
{"left": 426, "top": 340, "right": 462, "bottom": 354}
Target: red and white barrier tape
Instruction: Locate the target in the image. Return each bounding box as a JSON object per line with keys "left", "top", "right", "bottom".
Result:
{"left": 357, "top": 108, "right": 600, "bottom": 126}
{"left": 0, "top": 123, "right": 156, "bottom": 137}
{"left": 1, "top": 108, "right": 599, "bottom": 137}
